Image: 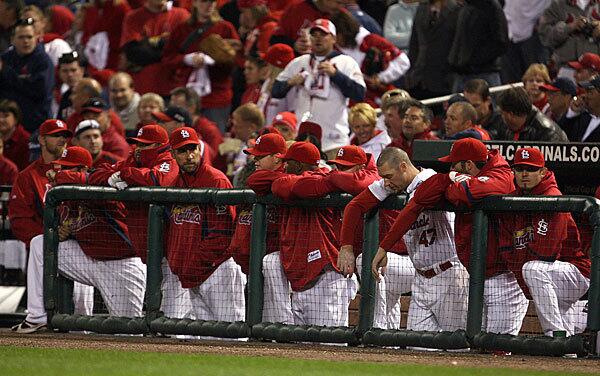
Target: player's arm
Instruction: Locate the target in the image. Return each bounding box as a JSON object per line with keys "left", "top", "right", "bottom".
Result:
{"left": 119, "top": 161, "right": 179, "bottom": 187}
{"left": 7, "top": 181, "right": 42, "bottom": 245}
{"left": 247, "top": 169, "right": 285, "bottom": 195}
{"left": 445, "top": 173, "right": 511, "bottom": 207}
{"left": 328, "top": 169, "right": 375, "bottom": 196}
{"left": 290, "top": 173, "right": 337, "bottom": 199}
{"left": 271, "top": 174, "right": 303, "bottom": 201}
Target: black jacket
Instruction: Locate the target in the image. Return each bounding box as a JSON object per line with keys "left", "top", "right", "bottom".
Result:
{"left": 497, "top": 107, "right": 569, "bottom": 142}
{"left": 560, "top": 112, "right": 600, "bottom": 143}
{"left": 447, "top": 0, "right": 509, "bottom": 74}
{"left": 480, "top": 106, "right": 505, "bottom": 140}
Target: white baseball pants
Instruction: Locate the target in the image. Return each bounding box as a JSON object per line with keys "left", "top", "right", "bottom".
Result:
{"left": 522, "top": 260, "right": 590, "bottom": 336}
{"left": 482, "top": 272, "right": 529, "bottom": 335}
{"left": 160, "top": 258, "right": 193, "bottom": 319}
{"left": 262, "top": 252, "right": 294, "bottom": 324}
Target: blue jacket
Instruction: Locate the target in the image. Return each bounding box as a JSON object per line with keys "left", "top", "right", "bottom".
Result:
{"left": 0, "top": 44, "right": 54, "bottom": 132}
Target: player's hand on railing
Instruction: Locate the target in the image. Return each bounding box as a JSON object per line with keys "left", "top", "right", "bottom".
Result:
{"left": 108, "top": 171, "right": 128, "bottom": 190}
{"left": 371, "top": 247, "right": 388, "bottom": 281}
{"left": 337, "top": 245, "right": 355, "bottom": 277}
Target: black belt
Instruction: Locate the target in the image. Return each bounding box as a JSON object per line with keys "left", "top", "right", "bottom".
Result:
{"left": 416, "top": 260, "right": 453, "bottom": 279}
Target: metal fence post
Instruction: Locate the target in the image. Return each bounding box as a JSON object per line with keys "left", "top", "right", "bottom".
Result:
{"left": 587, "top": 223, "right": 600, "bottom": 333}
{"left": 43, "top": 202, "right": 61, "bottom": 327}
{"left": 145, "top": 204, "right": 165, "bottom": 327}
{"left": 466, "top": 209, "right": 488, "bottom": 339}
{"left": 247, "top": 202, "right": 267, "bottom": 327}
{"left": 357, "top": 209, "right": 379, "bottom": 334}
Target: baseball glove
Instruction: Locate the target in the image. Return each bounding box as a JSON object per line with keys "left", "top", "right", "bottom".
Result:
{"left": 199, "top": 34, "right": 236, "bottom": 65}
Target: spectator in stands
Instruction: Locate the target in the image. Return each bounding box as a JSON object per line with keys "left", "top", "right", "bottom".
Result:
{"left": 166, "top": 126, "right": 244, "bottom": 323}
{"left": 569, "top": 52, "right": 600, "bottom": 84}
{"left": 522, "top": 63, "right": 551, "bottom": 115}
{"left": 539, "top": 77, "right": 576, "bottom": 124}
{"left": 448, "top": 0, "right": 509, "bottom": 92}
{"left": 270, "top": 111, "right": 297, "bottom": 141}
{"left": 256, "top": 43, "right": 295, "bottom": 125}
{"left": 0, "top": 137, "right": 18, "bottom": 185}
{"left": 382, "top": 94, "right": 412, "bottom": 145}
{"left": 21, "top": 5, "right": 72, "bottom": 67}
{"left": 80, "top": 0, "right": 131, "bottom": 71}
{"left": 499, "top": 147, "right": 590, "bottom": 337}
{"left": 378, "top": 87, "right": 411, "bottom": 130}
{"left": 56, "top": 51, "right": 85, "bottom": 121}
{"left": 273, "top": 19, "right": 366, "bottom": 158}
{"left": 108, "top": 72, "right": 141, "bottom": 132}
{"left": 269, "top": 0, "right": 342, "bottom": 54}
{"left": 241, "top": 56, "right": 267, "bottom": 105}
{"left": 496, "top": 86, "right": 568, "bottom": 142}
{"left": 463, "top": 78, "right": 506, "bottom": 139}
{"left": 0, "top": 99, "right": 30, "bottom": 170}
{"left": 501, "top": 0, "right": 550, "bottom": 83}
{"left": 120, "top": 0, "right": 189, "bottom": 95}
{"left": 80, "top": 97, "right": 130, "bottom": 158}
{"left": 389, "top": 99, "right": 438, "bottom": 159}
{"left": 161, "top": 0, "right": 239, "bottom": 132}
{"left": 169, "top": 87, "right": 223, "bottom": 162}
{"left": 560, "top": 76, "right": 600, "bottom": 143}
{"left": 46, "top": 5, "right": 74, "bottom": 39}
{"left": 349, "top": 102, "right": 390, "bottom": 161}
{"left": 383, "top": 0, "right": 419, "bottom": 51}
{"left": 0, "top": 17, "right": 54, "bottom": 133}
{"left": 404, "top": 0, "right": 460, "bottom": 99}
{"left": 67, "top": 78, "right": 127, "bottom": 136}
{"left": 135, "top": 92, "right": 164, "bottom": 130}
{"left": 344, "top": 0, "right": 382, "bottom": 35}
{"left": 72, "top": 119, "right": 122, "bottom": 168}
{"left": 0, "top": 0, "right": 23, "bottom": 53}
{"left": 539, "top": 0, "right": 600, "bottom": 77}
{"left": 331, "top": 10, "right": 410, "bottom": 108}
{"left": 444, "top": 101, "right": 491, "bottom": 140}
{"left": 228, "top": 102, "right": 264, "bottom": 182}
{"left": 238, "top": 0, "right": 278, "bottom": 56}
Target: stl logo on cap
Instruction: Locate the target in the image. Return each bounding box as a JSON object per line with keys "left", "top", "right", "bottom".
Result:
{"left": 61, "top": 149, "right": 68, "bottom": 158}
{"left": 275, "top": 114, "right": 283, "bottom": 121}
{"left": 337, "top": 148, "right": 344, "bottom": 157}
{"left": 255, "top": 136, "right": 262, "bottom": 145}
{"left": 56, "top": 120, "right": 66, "bottom": 128}
{"left": 137, "top": 128, "right": 143, "bottom": 136}
{"left": 521, "top": 150, "right": 530, "bottom": 159}
{"left": 181, "top": 129, "right": 190, "bottom": 138}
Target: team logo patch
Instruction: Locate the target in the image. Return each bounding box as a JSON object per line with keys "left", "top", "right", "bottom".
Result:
{"left": 536, "top": 219, "right": 548, "bottom": 236}
{"left": 159, "top": 162, "right": 171, "bottom": 173}
{"left": 255, "top": 136, "right": 262, "bottom": 145}
{"left": 237, "top": 210, "right": 252, "bottom": 225}
{"left": 61, "top": 149, "right": 68, "bottom": 158}
{"left": 171, "top": 205, "right": 202, "bottom": 225}
{"left": 337, "top": 148, "right": 344, "bottom": 157}
{"left": 513, "top": 227, "right": 534, "bottom": 250}
{"left": 137, "top": 128, "right": 143, "bottom": 136}
{"left": 307, "top": 249, "right": 321, "bottom": 263}
{"left": 521, "top": 150, "right": 530, "bottom": 159}
{"left": 180, "top": 129, "right": 190, "bottom": 138}
{"left": 477, "top": 176, "right": 490, "bottom": 182}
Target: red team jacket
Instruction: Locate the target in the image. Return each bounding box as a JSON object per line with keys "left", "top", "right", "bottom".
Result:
{"left": 166, "top": 161, "right": 235, "bottom": 288}
{"left": 0, "top": 155, "right": 18, "bottom": 185}
{"left": 498, "top": 172, "right": 591, "bottom": 293}
{"left": 3, "top": 124, "right": 31, "bottom": 171}
{"left": 55, "top": 145, "right": 179, "bottom": 262}
{"left": 271, "top": 168, "right": 342, "bottom": 291}
{"left": 270, "top": 0, "right": 328, "bottom": 46}
{"left": 290, "top": 155, "right": 407, "bottom": 256}
{"left": 387, "top": 130, "right": 439, "bottom": 159}
{"left": 8, "top": 159, "right": 54, "bottom": 245}
{"left": 58, "top": 200, "right": 135, "bottom": 260}
{"left": 162, "top": 20, "right": 240, "bottom": 107}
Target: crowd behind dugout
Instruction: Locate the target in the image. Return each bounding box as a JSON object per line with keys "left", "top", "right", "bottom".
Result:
{"left": 1, "top": 0, "right": 600, "bottom": 342}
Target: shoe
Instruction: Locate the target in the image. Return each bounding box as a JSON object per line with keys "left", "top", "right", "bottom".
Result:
{"left": 11, "top": 320, "right": 47, "bottom": 334}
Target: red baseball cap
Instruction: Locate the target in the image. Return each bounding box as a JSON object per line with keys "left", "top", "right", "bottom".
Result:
{"left": 244, "top": 133, "right": 287, "bottom": 157}
{"left": 272, "top": 111, "right": 297, "bottom": 132}
{"left": 282, "top": 141, "right": 320, "bottom": 165}
{"left": 568, "top": 52, "right": 600, "bottom": 72}
{"left": 438, "top": 138, "right": 488, "bottom": 163}
{"left": 127, "top": 124, "right": 169, "bottom": 145}
{"left": 170, "top": 126, "right": 200, "bottom": 149}
{"left": 237, "top": 0, "right": 266, "bottom": 8}
{"left": 261, "top": 44, "right": 295, "bottom": 69}
{"left": 513, "top": 147, "right": 545, "bottom": 168}
{"left": 327, "top": 145, "right": 367, "bottom": 167}
{"left": 54, "top": 146, "right": 92, "bottom": 168}
{"left": 39, "top": 119, "right": 73, "bottom": 137}
{"left": 310, "top": 19, "right": 336, "bottom": 37}
{"left": 297, "top": 121, "right": 322, "bottom": 143}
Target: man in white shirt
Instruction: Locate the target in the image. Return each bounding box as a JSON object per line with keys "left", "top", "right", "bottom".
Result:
{"left": 272, "top": 19, "right": 366, "bottom": 158}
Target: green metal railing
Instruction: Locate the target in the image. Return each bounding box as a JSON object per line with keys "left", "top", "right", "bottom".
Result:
{"left": 42, "top": 186, "right": 600, "bottom": 356}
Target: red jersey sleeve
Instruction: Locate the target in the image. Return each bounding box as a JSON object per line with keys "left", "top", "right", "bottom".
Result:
{"left": 445, "top": 173, "right": 511, "bottom": 207}
{"left": 247, "top": 169, "right": 285, "bottom": 195}
{"left": 8, "top": 177, "right": 43, "bottom": 245}
{"left": 379, "top": 200, "right": 423, "bottom": 251}
{"left": 328, "top": 170, "right": 376, "bottom": 196}
{"left": 339, "top": 188, "right": 380, "bottom": 247}
{"left": 272, "top": 174, "right": 302, "bottom": 201}
{"left": 290, "top": 173, "right": 336, "bottom": 199}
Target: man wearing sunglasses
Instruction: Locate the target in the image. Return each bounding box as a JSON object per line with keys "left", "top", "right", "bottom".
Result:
{"left": 498, "top": 147, "right": 590, "bottom": 338}
{"left": 0, "top": 17, "right": 54, "bottom": 133}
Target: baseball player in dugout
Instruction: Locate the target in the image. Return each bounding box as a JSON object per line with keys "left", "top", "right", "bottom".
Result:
{"left": 372, "top": 138, "right": 528, "bottom": 336}
{"left": 166, "top": 127, "right": 245, "bottom": 323}
{"left": 15, "top": 147, "right": 146, "bottom": 334}
{"left": 243, "top": 133, "right": 294, "bottom": 324}
{"left": 10, "top": 120, "right": 95, "bottom": 333}
{"left": 50, "top": 124, "right": 190, "bottom": 319}
{"left": 498, "top": 148, "right": 591, "bottom": 337}
{"left": 289, "top": 145, "right": 413, "bottom": 330}
{"left": 268, "top": 141, "right": 354, "bottom": 327}
{"left": 342, "top": 147, "right": 467, "bottom": 333}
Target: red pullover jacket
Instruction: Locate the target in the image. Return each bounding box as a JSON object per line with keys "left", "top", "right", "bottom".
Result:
{"left": 166, "top": 161, "right": 235, "bottom": 288}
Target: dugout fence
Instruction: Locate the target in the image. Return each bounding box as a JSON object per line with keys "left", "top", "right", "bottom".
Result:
{"left": 42, "top": 186, "right": 600, "bottom": 356}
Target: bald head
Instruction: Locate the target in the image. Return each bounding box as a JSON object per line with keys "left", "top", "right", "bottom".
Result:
{"left": 377, "top": 147, "right": 412, "bottom": 170}
{"left": 71, "top": 78, "right": 102, "bottom": 111}
{"left": 445, "top": 102, "right": 478, "bottom": 136}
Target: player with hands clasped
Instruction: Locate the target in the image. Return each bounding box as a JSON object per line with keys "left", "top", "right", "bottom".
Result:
{"left": 498, "top": 148, "right": 590, "bottom": 337}
{"left": 361, "top": 147, "right": 468, "bottom": 332}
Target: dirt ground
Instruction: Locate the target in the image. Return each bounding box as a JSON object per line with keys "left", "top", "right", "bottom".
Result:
{"left": 1, "top": 330, "right": 599, "bottom": 374}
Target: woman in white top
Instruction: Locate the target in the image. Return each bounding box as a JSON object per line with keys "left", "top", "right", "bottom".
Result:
{"left": 349, "top": 103, "right": 391, "bottom": 161}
